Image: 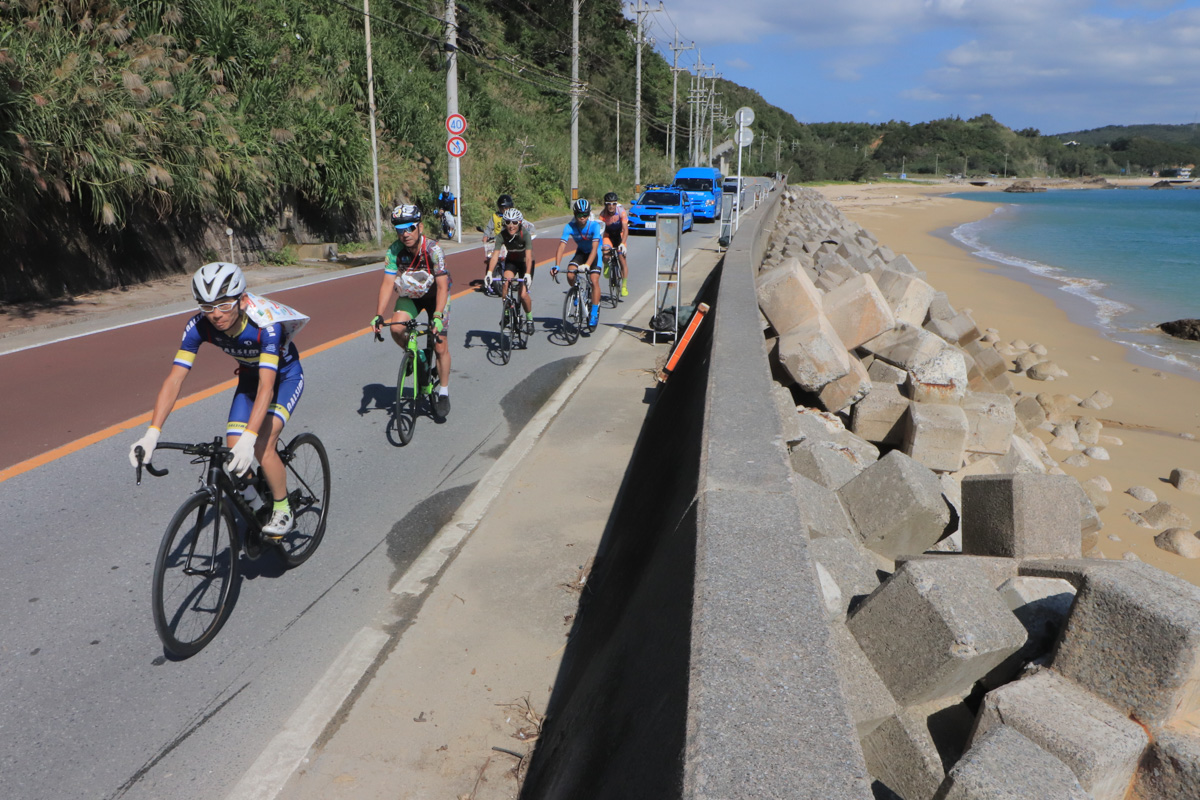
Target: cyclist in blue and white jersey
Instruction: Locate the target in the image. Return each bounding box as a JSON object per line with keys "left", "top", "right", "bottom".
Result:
{"left": 552, "top": 198, "right": 604, "bottom": 328}
{"left": 128, "top": 262, "right": 304, "bottom": 537}
{"left": 372, "top": 203, "right": 453, "bottom": 417}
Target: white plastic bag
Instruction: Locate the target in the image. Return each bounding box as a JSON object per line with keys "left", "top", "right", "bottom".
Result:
{"left": 243, "top": 292, "right": 310, "bottom": 341}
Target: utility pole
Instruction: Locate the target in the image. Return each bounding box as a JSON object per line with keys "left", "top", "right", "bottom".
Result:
{"left": 445, "top": 0, "right": 461, "bottom": 241}
{"left": 669, "top": 30, "right": 693, "bottom": 172}
{"left": 364, "top": 0, "right": 382, "bottom": 244}
{"left": 707, "top": 72, "right": 719, "bottom": 166}
{"left": 775, "top": 132, "right": 781, "bottom": 172}
{"left": 616, "top": 101, "right": 620, "bottom": 173}
{"left": 570, "top": 0, "right": 580, "bottom": 200}
{"left": 631, "top": 0, "right": 662, "bottom": 195}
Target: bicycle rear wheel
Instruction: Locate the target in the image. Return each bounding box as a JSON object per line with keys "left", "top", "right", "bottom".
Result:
{"left": 561, "top": 286, "right": 581, "bottom": 344}
{"left": 498, "top": 301, "right": 514, "bottom": 364}
{"left": 391, "top": 349, "right": 415, "bottom": 445}
{"left": 278, "top": 432, "right": 331, "bottom": 567}
{"left": 152, "top": 492, "right": 239, "bottom": 658}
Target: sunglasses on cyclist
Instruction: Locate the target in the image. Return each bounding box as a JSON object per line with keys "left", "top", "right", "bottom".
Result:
{"left": 574, "top": 213, "right": 588, "bottom": 219}
{"left": 394, "top": 222, "right": 418, "bottom": 233}
{"left": 505, "top": 219, "right": 521, "bottom": 226}
{"left": 604, "top": 202, "right": 617, "bottom": 206}
{"left": 198, "top": 299, "right": 239, "bottom": 314}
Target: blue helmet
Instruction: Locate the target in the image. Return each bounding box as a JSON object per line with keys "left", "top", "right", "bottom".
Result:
{"left": 571, "top": 198, "right": 590, "bottom": 216}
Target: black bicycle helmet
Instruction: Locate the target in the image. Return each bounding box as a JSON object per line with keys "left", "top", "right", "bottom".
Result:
{"left": 497, "top": 194, "right": 514, "bottom": 210}
{"left": 390, "top": 203, "right": 422, "bottom": 226}
{"left": 603, "top": 192, "right": 618, "bottom": 204}
{"left": 571, "top": 198, "right": 590, "bottom": 215}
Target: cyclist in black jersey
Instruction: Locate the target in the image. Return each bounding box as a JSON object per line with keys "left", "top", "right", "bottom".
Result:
{"left": 487, "top": 208, "right": 536, "bottom": 333}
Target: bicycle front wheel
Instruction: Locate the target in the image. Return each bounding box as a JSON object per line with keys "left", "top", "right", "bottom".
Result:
{"left": 278, "top": 432, "right": 331, "bottom": 567}
{"left": 606, "top": 254, "right": 621, "bottom": 308}
{"left": 391, "top": 349, "right": 415, "bottom": 446}
{"left": 152, "top": 492, "right": 239, "bottom": 658}
{"left": 498, "top": 302, "right": 514, "bottom": 364}
{"left": 561, "top": 286, "right": 581, "bottom": 344}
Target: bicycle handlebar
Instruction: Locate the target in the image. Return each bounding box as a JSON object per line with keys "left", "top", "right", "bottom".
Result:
{"left": 373, "top": 319, "right": 440, "bottom": 343}
{"left": 134, "top": 440, "right": 230, "bottom": 484}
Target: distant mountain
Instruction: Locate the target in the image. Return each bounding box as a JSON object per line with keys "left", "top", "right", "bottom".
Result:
{"left": 1054, "top": 123, "right": 1200, "bottom": 146}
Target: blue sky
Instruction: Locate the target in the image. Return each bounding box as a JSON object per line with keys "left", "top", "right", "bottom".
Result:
{"left": 632, "top": 0, "right": 1200, "bottom": 134}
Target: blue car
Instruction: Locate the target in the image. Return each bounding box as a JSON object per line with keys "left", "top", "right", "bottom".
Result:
{"left": 628, "top": 185, "right": 695, "bottom": 233}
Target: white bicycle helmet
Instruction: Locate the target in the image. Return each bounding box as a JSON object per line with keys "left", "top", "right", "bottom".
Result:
{"left": 395, "top": 269, "right": 435, "bottom": 298}
{"left": 192, "top": 262, "right": 246, "bottom": 303}
{"left": 501, "top": 208, "right": 524, "bottom": 224}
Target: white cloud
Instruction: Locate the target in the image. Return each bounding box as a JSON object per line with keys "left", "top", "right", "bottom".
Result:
{"left": 726, "top": 57, "right": 752, "bottom": 70}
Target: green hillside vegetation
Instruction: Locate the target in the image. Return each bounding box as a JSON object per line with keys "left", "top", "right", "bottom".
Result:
{"left": 3, "top": 0, "right": 1198, "bottom": 303}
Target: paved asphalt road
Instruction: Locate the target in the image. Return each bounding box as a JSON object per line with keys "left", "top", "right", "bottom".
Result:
{"left": 0, "top": 220, "right": 720, "bottom": 800}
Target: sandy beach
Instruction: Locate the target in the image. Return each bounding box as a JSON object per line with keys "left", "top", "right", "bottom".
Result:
{"left": 818, "top": 180, "right": 1200, "bottom": 586}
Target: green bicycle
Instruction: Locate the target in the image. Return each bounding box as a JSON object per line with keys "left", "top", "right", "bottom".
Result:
{"left": 375, "top": 319, "right": 441, "bottom": 445}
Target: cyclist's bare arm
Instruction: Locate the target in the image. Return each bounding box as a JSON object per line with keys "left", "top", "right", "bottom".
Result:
{"left": 149, "top": 364, "right": 190, "bottom": 431}
{"left": 375, "top": 271, "right": 397, "bottom": 322}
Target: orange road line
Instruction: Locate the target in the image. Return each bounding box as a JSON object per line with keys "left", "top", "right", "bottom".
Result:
{"left": 0, "top": 258, "right": 559, "bottom": 484}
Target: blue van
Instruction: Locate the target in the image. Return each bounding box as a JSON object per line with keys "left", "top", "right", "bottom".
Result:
{"left": 672, "top": 167, "right": 724, "bottom": 221}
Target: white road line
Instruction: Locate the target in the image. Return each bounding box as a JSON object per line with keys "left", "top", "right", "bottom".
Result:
{"left": 224, "top": 626, "right": 390, "bottom": 800}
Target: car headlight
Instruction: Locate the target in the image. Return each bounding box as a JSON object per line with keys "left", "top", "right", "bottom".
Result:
{"left": 705, "top": 199, "right": 715, "bottom": 206}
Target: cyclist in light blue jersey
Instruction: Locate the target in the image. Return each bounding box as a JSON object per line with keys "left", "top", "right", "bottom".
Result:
{"left": 551, "top": 198, "right": 604, "bottom": 327}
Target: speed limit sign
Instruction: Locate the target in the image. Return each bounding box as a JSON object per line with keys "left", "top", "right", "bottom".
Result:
{"left": 447, "top": 136, "right": 467, "bottom": 158}
{"left": 446, "top": 114, "right": 467, "bottom": 135}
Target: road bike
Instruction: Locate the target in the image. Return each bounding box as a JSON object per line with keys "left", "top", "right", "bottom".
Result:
{"left": 496, "top": 275, "right": 530, "bottom": 364}
{"left": 552, "top": 264, "right": 596, "bottom": 345}
{"left": 135, "top": 434, "right": 331, "bottom": 658}
{"left": 602, "top": 247, "right": 625, "bottom": 309}
{"left": 375, "top": 318, "right": 441, "bottom": 445}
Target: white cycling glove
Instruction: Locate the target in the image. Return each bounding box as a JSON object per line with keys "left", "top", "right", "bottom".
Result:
{"left": 129, "top": 426, "right": 161, "bottom": 468}
{"left": 618, "top": 243, "right": 626, "bottom": 255}
{"left": 228, "top": 431, "right": 258, "bottom": 476}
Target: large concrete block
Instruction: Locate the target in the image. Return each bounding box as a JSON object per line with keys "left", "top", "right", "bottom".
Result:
{"left": 822, "top": 274, "right": 897, "bottom": 350}
{"left": 1053, "top": 566, "right": 1200, "bottom": 726}
{"left": 983, "top": 577, "right": 1076, "bottom": 687}
{"left": 791, "top": 437, "right": 872, "bottom": 490}
{"left": 996, "top": 434, "right": 1048, "bottom": 475}
{"left": 830, "top": 623, "right": 897, "bottom": 738}
{"left": 933, "top": 725, "right": 1091, "bottom": 800}
{"left": 819, "top": 356, "right": 872, "bottom": 413}
{"left": 1131, "top": 725, "right": 1200, "bottom": 800}
{"left": 961, "top": 475, "right": 1083, "bottom": 559}
{"left": 810, "top": 535, "right": 885, "bottom": 618}
{"left": 862, "top": 324, "right": 949, "bottom": 371}
{"left": 947, "top": 312, "right": 982, "bottom": 346}
{"left": 839, "top": 451, "right": 952, "bottom": 560}
{"left": 908, "top": 349, "right": 969, "bottom": 406}
{"left": 862, "top": 705, "right": 947, "bottom": 800}
{"left": 847, "top": 559, "right": 1027, "bottom": 706}
{"left": 868, "top": 358, "right": 908, "bottom": 385}
{"left": 851, "top": 381, "right": 910, "bottom": 445}
{"left": 895, "top": 554, "right": 1020, "bottom": 590}
{"left": 756, "top": 260, "right": 824, "bottom": 335}
{"left": 972, "top": 671, "right": 1148, "bottom": 800}
{"left": 904, "top": 403, "right": 969, "bottom": 473}
{"left": 968, "top": 346, "right": 1009, "bottom": 383}
{"left": 791, "top": 473, "right": 860, "bottom": 542}
{"left": 874, "top": 269, "right": 939, "bottom": 326}
{"left": 962, "top": 392, "right": 1017, "bottom": 456}
{"left": 775, "top": 313, "right": 852, "bottom": 392}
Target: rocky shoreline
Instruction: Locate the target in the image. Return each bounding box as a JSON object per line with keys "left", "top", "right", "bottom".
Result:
{"left": 755, "top": 188, "right": 1199, "bottom": 798}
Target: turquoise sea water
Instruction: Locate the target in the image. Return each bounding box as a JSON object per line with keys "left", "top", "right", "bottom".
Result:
{"left": 949, "top": 188, "right": 1200, "bottom": 375}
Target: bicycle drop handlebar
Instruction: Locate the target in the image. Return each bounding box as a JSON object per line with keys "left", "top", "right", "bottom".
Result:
{"left": 134, "top": 439, "right": 232, "bottom": 484}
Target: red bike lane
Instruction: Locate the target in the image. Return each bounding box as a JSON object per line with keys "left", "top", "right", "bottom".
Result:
{"left": 0, "top": 237, "right": 562, "bottom": 477}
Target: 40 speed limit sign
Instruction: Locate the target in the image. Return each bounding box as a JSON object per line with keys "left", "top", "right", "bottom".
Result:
{"left": 446, "top": 136, "right": 467, "bottom": 158}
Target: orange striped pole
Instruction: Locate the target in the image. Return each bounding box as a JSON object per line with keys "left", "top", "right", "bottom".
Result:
{"left": 657, "top": 302, "right": 709, "bottom": 383}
